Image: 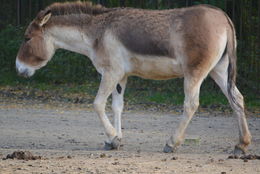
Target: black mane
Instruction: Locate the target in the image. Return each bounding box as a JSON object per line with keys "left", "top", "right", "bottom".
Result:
{"left": 44, "top": 1, "right": 116, "bottom": 16}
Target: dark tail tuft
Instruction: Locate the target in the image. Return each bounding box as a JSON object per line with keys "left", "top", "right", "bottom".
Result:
{"left": 225, "top": 14, "right": 241, "bottom": 108}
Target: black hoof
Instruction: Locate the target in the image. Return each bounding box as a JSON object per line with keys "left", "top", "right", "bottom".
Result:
{"left": 233, "top": 145, "right": 246, "bottom": 155}
{"left": 104, "top": 137, "right": 121, "bottom": 150}
{"left": 163, "top": 144, "right": 175, "bottom": 153}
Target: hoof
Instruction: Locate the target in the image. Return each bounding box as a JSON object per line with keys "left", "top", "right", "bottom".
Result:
{"left": 163, "top": 144, "right": 176, "bottom": 153}
{"left": 104, "top": 137, "right": 121, "bottom": 150}
{"left": 233, "top": 145, "right": 246, "bottom": 155}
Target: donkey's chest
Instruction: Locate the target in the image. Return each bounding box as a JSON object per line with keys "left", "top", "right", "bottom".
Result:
{"left": 129, "top": 55, "right": 183, "bottom": 80}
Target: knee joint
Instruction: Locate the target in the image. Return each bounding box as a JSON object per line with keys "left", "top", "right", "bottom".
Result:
{"left": 184, "top": 100, "right": 199, "bottom": 111}
{"left": 94, "top": 100, "right": 105, "bottom": 113}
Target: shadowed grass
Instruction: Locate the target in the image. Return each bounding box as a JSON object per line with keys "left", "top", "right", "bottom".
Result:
{"left": 2, "top": 77, "right": 258, "bottom": 111}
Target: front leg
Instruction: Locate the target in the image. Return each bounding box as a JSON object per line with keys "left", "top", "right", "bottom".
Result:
{"left": 94, "top": 72, "right": 124, "bottom": 150}
{"left": 112, "top": 77, "right": 127, "bottom": 139}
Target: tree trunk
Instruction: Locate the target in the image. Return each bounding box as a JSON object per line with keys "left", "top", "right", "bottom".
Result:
{"left": 167, "top": 0, "right": 174, "bottom": 8}
{"left": 16, "top": 0, "right": 21, "bottom": 26}
{"left": 29, "top": 0, "right": 32, "bottom": 20}
{"left": 120, "top": 0, "right": 125, "bottom": 7}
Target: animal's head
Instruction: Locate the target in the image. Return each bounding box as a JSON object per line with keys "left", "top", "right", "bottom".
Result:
{"left": 16, "top": 10, "right": 55, "bottom": 77}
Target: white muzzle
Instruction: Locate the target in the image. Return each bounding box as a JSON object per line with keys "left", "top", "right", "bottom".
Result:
{"left": 16, "top": 58, "right": 35, "bottom": 78}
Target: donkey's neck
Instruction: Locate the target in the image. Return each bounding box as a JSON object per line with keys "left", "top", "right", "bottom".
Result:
{"left": 48, "top": 26, "right": 94, "bottom": 59}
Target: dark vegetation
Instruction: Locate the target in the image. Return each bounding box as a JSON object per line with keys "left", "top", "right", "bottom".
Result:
{"left": 0, "top": 0, "right": 259, "bottom": 109}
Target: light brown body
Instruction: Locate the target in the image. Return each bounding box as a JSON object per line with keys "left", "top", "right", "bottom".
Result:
{"left": 16, "top": 2, "right": 251, "bottom": 154}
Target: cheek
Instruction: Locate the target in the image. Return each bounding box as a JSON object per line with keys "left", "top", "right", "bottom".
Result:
{"left": 18, "top": 42, "right": 46, "bottom": 67}
{"left": 30, "top": 56, "right": 46, "bottom": 66}
{"left": 31, "top": 39, "right": 46, "bottom": 57}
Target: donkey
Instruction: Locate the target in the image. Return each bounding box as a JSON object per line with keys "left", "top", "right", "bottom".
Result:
{"left": 16, "top": 2, "right": 251, "bottom": 154}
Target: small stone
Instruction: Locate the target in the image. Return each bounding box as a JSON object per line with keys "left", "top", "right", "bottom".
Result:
{"left": 112, "top": 161, "right": 119, "bottom": 165}
{"left": 228, "top": 155, "right": 234, "bottom": 159}
{"left": 248, "top": 154, "right": 255, "bottom": 160}
{"left": 221, "top": 172, "right": 226, "bottom": 174}
{"left": 171, "top": 157, "right": 178, "bottom": 160}
{"left": 100, "top": 153, "right": 106, "bottom": 158}
{"left": 243, "top": 159, "right": 248, "bottom": 162}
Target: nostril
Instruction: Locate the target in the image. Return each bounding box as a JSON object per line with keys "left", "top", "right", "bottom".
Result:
{"left": 17, "top": 68, "right": 29, "bottom": 78}
{"left": 21, "top": 69, "right": 28, "bottom": 76}
{"left": 24, "top": 69, "right": 28, "bottom": 75}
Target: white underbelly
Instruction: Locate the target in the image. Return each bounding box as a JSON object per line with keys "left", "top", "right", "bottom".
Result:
{"left": 129, "top": 55, "right": 183, "bottom": 80}
{"left": 99, "top": 31, "right": 183, "bottom": 79}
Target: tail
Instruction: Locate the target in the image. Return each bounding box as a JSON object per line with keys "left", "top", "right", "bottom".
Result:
{"left": 225, "top": 14, "right": 240, "bottom": 107}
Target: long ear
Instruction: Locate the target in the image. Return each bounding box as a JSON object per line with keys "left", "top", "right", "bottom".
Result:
{"left": 39, "top": 10, "right": 52, "bottom": 27}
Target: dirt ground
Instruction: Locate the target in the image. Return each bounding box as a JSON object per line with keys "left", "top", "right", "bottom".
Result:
{"left": 0, "top": 101, "right": 259, "bottom": 174}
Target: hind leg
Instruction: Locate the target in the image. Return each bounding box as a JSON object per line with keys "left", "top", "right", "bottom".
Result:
{"left": 210, "top": 56, "right": 251, "bottom": 154}
{"left": 231, "top": 87, "right": 252, "bottom": 154}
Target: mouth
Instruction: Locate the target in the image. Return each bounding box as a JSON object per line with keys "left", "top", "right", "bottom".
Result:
{"left": 16, "top": 58, "right": 35, "bottom": 78}
{"left": 17, "top": 68, "right": 33, "bottom": 78}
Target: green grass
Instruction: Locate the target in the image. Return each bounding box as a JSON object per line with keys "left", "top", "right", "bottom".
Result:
{"left": 1, "top": 76, "right": 259, "bottom": 110}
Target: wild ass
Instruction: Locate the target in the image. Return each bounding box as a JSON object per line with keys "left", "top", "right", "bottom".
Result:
{"left": 16, "top": 2, "right": 251, "bottom": 154}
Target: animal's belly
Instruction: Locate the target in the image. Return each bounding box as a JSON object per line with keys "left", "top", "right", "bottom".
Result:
{"left": 129, "top": 56, "right": 183, "bottom": 80}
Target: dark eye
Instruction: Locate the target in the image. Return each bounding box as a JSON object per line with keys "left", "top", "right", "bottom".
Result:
{"left": 24, "top": 37, "right": 31, "bottom": 42}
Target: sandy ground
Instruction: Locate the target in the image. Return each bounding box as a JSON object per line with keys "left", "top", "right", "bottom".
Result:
{"left": 0, "top": 103, "right": 260, "bottom": 174}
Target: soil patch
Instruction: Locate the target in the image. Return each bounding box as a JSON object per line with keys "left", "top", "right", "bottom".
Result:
{"left": 3, "top": 151, "right": 41, "bottom": 160}
{"left": 228, "top": 154, "right": 260, "bottom": 160}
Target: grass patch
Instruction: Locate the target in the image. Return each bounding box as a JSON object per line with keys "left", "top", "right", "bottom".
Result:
{"left": 0, "top": 78, "right": 259, "bottom": 111}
